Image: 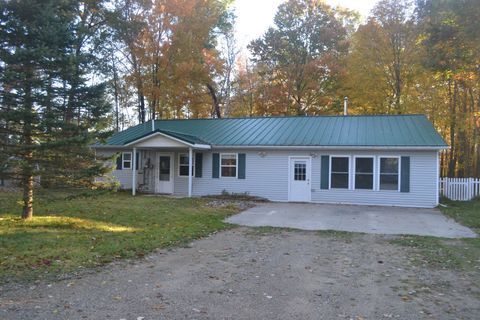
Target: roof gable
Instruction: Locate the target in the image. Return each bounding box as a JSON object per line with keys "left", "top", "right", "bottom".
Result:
{"left": 102, "top": 115, "right": 448, "bottom": 148}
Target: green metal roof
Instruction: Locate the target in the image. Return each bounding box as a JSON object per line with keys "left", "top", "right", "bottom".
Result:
{"left": 103, "top": 115, "right": 448, "bottom": 148}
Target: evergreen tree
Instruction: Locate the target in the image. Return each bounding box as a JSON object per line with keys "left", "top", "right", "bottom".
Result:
{"left": 0, "top": 0, "right": 112, "bottom": 219}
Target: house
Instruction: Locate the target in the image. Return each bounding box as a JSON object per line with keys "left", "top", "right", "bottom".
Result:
{"left": 93, "top": 115, "right": 448, "bottom": 208}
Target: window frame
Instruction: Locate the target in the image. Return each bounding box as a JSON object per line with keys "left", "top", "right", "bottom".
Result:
{"left": 329, "top": 155, "right": 350, "bottom": 190}
{"left": 220, "top": 153, "right": 238, "bottom": 178}
{"left": 122, "top": 152, "right": 132, "bottom": 169}
{"left": 377, "top": 156, "right": 401, "bottom": 192}
{"left": 178, "top": 153, "right": 195, "bottom": 177}
{"left": 353, "top": 156, "right": 375, "bottom": 190}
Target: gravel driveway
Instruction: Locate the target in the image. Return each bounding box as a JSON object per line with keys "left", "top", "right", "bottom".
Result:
{"left": 1, "top": 228, "right": 479, "bottom": 320}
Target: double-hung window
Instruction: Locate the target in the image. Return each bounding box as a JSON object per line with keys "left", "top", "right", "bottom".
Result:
{"left": 379, "top": 157, "right": 399, "bottom": 190}
{"left": 122, "top": 152, "right": 132, "bottom": 169}
{"left": 354, "top": 157, "right": 374, "bottom": 190}
{"left": 179, "top": 153, "right": 194, "bottom": 176}
{"left": 330, "top": 156, "right": 349, "bottom": 189}
{"left": 220, "top": 153, "right": 237, "bottom": 177}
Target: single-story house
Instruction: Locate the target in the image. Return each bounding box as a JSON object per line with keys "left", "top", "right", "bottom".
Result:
{"left": 93, "top": 115, "right": 448, "bottom": 208}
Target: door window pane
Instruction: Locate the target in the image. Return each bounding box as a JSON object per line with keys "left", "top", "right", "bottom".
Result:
{"left": 380, "top": 158, "right": 399, "bottom": 190}
{"left": 331, "top": 157, "right": 349, "bottom": 189}
{"left": 159, "top": 156, "right": 170, "bottom": 181}
{"left": 355, "top": 157, "right": 373, "bottom": 190}
{"left": 294, "top": 162, "right": 306, "bottom": 181}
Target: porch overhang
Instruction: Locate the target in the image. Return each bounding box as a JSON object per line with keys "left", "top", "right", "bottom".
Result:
{"left": 123, "top": 129, "right": 211, "bottom": 150}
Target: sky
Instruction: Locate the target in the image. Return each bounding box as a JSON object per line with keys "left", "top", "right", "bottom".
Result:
{"left": 233, "top": 0, "right": 378, "bottom": 52}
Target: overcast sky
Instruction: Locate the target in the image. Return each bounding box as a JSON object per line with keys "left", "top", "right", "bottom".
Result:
{"left": 233, "top": 0, "right": 378, "bottom": 52}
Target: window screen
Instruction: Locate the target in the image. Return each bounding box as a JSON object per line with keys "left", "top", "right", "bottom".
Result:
{"left": 355, "top": 157, "right": 373, "bottom": 190}
{"left": 221, "top": 154, "right": 237, "bottom": 177}
{"left": 179, "top": 154, "right": 194, "bottom": 176}
{"left": 380, "top": 158, "right": 399, "bottom": 190}
{"left": 331, "top": 157, "right": 349, "bottom": 189}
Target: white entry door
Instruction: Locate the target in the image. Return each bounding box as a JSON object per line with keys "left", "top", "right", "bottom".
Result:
{"left": 156, "top": 153, "right": 174, "bottom": 194}
{"left": 289, "top": 157, "right": 311, "bottom": 202}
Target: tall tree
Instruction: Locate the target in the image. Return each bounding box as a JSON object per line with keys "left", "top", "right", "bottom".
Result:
{"left": 343, "top": 0, "right": 417, "bottom": 114}
{"left": 248, "top": 0, "right": 356, "bottom": 115}
{"left": 417, "top": 0, "right": 480, "bottom": 177}
{"left": 107, "top": 0, "right": 149, "bottom": 123}
{"left": 0, "top": 0, "right": 111, "bottom": 218}
{"left": 107, "top": 0, "right": 233, "bottom": 120}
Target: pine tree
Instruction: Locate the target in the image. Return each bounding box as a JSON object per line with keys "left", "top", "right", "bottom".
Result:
{"left": 0, "top": 0, "right": 112, "bottom": 218}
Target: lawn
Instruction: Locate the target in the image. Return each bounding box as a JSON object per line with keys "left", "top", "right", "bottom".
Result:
{"left": 391, "top": 198, "right": 480, "bottom": 270}
{"left": 0, "top": 189, "right": 240, "bottom": 284}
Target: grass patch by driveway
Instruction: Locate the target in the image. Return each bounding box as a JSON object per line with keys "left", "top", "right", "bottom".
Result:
{"left": 391, "top": 198, "right": 480, "bottom": 270}
{"left": 0, "top": 189, "right": 240, "bottom": 284}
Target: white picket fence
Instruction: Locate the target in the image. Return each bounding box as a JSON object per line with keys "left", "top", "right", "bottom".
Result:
{"left": 439, "top": 177, "right": 480, "bottom": 201}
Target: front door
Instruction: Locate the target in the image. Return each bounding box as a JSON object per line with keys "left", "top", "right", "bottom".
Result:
{"left": 156, "top": 153, "right": 174, "bottom": 194}
{"left": 289, "top": 157, "right": 311, "bottom": 202}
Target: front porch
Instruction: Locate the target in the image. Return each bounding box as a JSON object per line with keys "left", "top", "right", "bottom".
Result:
{"left": 117, "top": 126, "right": 211, "bottom": 197}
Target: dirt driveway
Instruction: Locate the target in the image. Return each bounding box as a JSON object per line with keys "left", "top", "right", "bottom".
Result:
{"left": 1, "top": 228, "right": 479, "bottom": 320}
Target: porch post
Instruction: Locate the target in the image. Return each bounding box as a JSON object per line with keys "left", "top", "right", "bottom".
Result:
{"left": 132, "top": 147, "right": 137, "bottom": 196}
{"left": 188, "top": 147, "right": 193, "bottom": 197}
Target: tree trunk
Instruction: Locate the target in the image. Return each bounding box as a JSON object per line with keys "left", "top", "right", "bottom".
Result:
{"left": 131, "top": 55, "right": 146, "bottom": 123}
{"left": 22, "top": 68, "right": 34, "bottom": 219}
{"left": 448, "top": 80, "right": 457, "bottom": 177}
{"left": 22, "top": 164, "right": 34, "bottom": 219}
{"left": 206, "top": 83, "right": 221, "bottom": 118}
{"left": 112, "top": 57, "right": 120, "bottom": 132}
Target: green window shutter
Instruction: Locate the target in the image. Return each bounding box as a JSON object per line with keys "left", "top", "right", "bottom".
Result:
{"left": 195, "top": 153, "right": 203, "bottom": 178}
{"left": 320, "top": 155, "right": 329, "bottom": 189}
{"left": 238, "top": 153, "right": 246, "bottom": 179}
{"left": 135, "top": 152, "right": 140, "bottom": 170}
{"left": 212, "top": 153, "right": 219, "bottom": 178}
{"left": 116, "top": 153, "right": 122, "bottom": 170}
{"left": 401, "top": 156, "right": 410, "bottom": 192}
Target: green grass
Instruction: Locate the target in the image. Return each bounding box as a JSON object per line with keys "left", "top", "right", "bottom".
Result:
{"left": 390, "top": 198, "right": 480, "bottom": 270}
{"left": 440, "top": 197, "right": 480, "bottom": 234}
{"left": 0, "top": 189, "right": 240, "bottom": 284}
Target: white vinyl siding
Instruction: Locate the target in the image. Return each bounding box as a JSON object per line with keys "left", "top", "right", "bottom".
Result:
{"left": 314, "top": 151, "right": 437, "bottom": 207}
{"left": 99, "top": 149, "right": 439, "bottom": 208}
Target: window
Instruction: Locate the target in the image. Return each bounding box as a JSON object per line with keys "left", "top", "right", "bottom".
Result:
{"left": 220, "top": 153, "right": 237, "bottom": 177}
{"left": 294, "top": 161, "right": 306, "bottom": 181}
{"left": 379, "top": 157, "right": 399, "bottom": 190}
{"left": 159, "top": 156, "right": 170, "bottom": 181}
{"left": 331, "top": 156, "right": 349, "bottom": 189}
{"left": 178, "top": 153, "right": 194, "bottom": 176}
{"left": 355, "top": 157, "right": 374, "bottom": 190}
{"left": 122, "top": 152, "right": 132, "bottom": 169}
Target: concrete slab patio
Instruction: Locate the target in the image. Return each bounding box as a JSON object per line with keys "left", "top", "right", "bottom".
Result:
{"left": 226, "top": 203, "right": 477, "bottom": 238}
